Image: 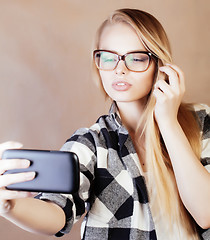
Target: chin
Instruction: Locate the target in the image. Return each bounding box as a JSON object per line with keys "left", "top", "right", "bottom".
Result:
{"left": 113, "top": 97, "right": 140, "bottom": 103}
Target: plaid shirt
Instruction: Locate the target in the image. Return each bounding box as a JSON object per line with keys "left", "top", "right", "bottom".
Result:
{"left": 37, "top": 102, "right": 210, "bottom": 240}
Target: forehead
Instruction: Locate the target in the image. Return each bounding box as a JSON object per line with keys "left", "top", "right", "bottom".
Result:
{"left": 99, "top": 23, "right": 146, "bottom": 54}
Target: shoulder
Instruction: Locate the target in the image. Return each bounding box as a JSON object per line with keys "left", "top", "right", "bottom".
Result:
{"left": 193, "top": 103, "right": 210, "bottom": 116}
{"left": 60, "top": 114, "right": 116, "bottom": 152}
{"left": 193, "top": 103, "right": 210, "bottom": 139}
{"left": 193, "top": 104, "right": 210, "bottom": 171}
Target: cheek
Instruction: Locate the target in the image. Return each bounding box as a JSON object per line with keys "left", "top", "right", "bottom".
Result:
{"left": 97, "top": 72, "right": 111, "bottom": 97}
{"left": 133, "top": 70, "right": 155, "bottom": 88}
{"left": 140, "top": 65, "right": 156, "bottom": 88}
{"left": 146, "top": 72, "right": 155, "bottom": 88}
{"left": 99, "top": 71, "right": 112, "bottom": 89}
{"left": 99, "top": 70, "right": 109, "bottom": 81}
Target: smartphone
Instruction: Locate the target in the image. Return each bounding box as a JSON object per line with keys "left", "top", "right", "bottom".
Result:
{"left": 2, "top": 149, "right": 80, "bottom": 194}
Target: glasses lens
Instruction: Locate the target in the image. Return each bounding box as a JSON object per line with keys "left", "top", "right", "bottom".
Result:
{"left": 125, "top": 53, "right": 150, "bottom": 71}
{"left": 94, "top": 51, "right": 118, "bottom": 70}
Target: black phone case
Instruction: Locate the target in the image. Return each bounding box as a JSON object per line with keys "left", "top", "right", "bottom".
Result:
{"left": 2, "top": 149, "right": 80, "bottom": 194}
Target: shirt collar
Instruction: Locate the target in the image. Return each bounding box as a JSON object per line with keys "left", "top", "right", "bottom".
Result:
{"left": 109, "top": 101, "right": 129, "bottom": 138}
{"left": 109, "top": 101, "right": 122, "bottom": 128}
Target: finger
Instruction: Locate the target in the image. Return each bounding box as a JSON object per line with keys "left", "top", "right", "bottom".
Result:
{"left": 29, "top": 192, "right": 39, "bottom": 197}
{"left": 159, "top": 65, "right": 180, "bottom": 90}
{"left": 0, "top": 159, "right": 30, "bottom": 175}
{"left": 0, "top": 141, "right": 23, "bottom": 151}
{"left": 0, "top": 172, "right": 36, "bottom": 188}
{"left": 153, "top": 88, "right": 167, "bottom": 103}
{"left": 154, "top": 79, "right": 174, "bottom": 96}
{"left": 0, "top": 189, "right": 32, "bottom": 200}
{"left": 0, "top": 141, "right": 23, "bottom": 158}
{"left": 167, "top": 64, "right": 185, "bottom": 92}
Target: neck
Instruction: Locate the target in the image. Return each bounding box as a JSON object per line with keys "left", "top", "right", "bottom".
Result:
{"left": 116, "top": 99, "right": 147, "bottom": 135}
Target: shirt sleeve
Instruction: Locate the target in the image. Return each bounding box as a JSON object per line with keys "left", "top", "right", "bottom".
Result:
{"left": 195, "top": 104, "right": 210, "bottom": 173}
{"left": 36, "top": 128, "right": 97, "bottom": 237}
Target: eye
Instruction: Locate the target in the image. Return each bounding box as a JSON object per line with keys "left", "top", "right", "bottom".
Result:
{"left": 132, "top": 54, "right": 149, "bottom": 62}
{"left": 101, "top": 52, "right": 117, "bottom": 62}
{"left": 103, "top": 57, "right": 115, "bottom": 62}
{"left": 133, "top": 57, "right": 147, "bottom": 62}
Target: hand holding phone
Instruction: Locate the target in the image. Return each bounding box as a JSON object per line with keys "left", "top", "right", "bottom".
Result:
{"left": 2, "top": 149, "right": 80, "bottom": 194}
{"left": 0, "top": 142, "right": 36, "bottom": 214}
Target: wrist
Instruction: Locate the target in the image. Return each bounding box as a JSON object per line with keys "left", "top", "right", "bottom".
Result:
{"left": 156, "top": 117, "right": 180, "bottom": 132}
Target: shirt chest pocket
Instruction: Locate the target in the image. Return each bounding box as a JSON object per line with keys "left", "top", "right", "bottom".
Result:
{"left": 91, "top": 168, "right": 134, "bottom": 222}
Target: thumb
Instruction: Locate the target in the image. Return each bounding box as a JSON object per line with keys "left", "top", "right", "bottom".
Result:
{"left": 0, "top": 141, "right": 23, "bottom": 158}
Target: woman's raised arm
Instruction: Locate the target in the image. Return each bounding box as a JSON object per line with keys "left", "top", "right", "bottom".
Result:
{"left": 0, "top": 141, "right": 65, "bottom": 236}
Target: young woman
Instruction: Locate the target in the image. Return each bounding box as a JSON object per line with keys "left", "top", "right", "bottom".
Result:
{"left": 0, "top": 8, "right": 209, "bottom": 240}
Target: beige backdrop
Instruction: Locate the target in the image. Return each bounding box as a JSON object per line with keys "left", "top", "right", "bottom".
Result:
{"left": 0, "top": 0, "right": 209, "bottom": 239}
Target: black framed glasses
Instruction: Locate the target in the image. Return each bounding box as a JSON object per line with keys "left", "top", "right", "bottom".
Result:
{"left": 93, "top": 50, "right": 157, "bottom": 72}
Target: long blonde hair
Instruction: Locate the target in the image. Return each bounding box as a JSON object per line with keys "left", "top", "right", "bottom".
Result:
{"left": 93, "top": 8, "right": 201, "bottom": 238}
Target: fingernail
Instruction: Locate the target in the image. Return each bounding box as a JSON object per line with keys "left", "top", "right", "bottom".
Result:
{"left": 159, "top": 66, "right": 165, "bottom": 70}
{"left": 28, "top": 192, "right": 38, "bottom": 197}
{"left": 21, "top": 160, "right": 30, "bottom": 168}
{"left": 25, "top": 172, "right": 36, "bottom": 180}
{"left": 10, "top": 142, "right": 23, "bottom": 148}
{"left": 19, "top": 192, "right": 30, "bottom": 198}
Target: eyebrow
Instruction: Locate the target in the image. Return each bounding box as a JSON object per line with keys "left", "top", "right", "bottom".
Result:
{"left": 96, "top": 49, "right": 150, "bottom": 55}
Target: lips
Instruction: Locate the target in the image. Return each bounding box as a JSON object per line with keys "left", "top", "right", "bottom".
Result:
{"left": 112, "top": 81, "right": 132, "bottom": 91}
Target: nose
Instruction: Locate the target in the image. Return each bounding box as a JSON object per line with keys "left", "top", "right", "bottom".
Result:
{"left": 115, "top": 60, "right": 127, "bottom": 75}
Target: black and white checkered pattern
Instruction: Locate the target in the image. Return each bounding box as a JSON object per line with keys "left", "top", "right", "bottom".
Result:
{"left": 37, "top": 102, "right": 210, "bottom": 240}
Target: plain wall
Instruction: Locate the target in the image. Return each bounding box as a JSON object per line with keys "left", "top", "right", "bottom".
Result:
{"left": 0, "top": 0, "right": 209, "bottom": 239}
